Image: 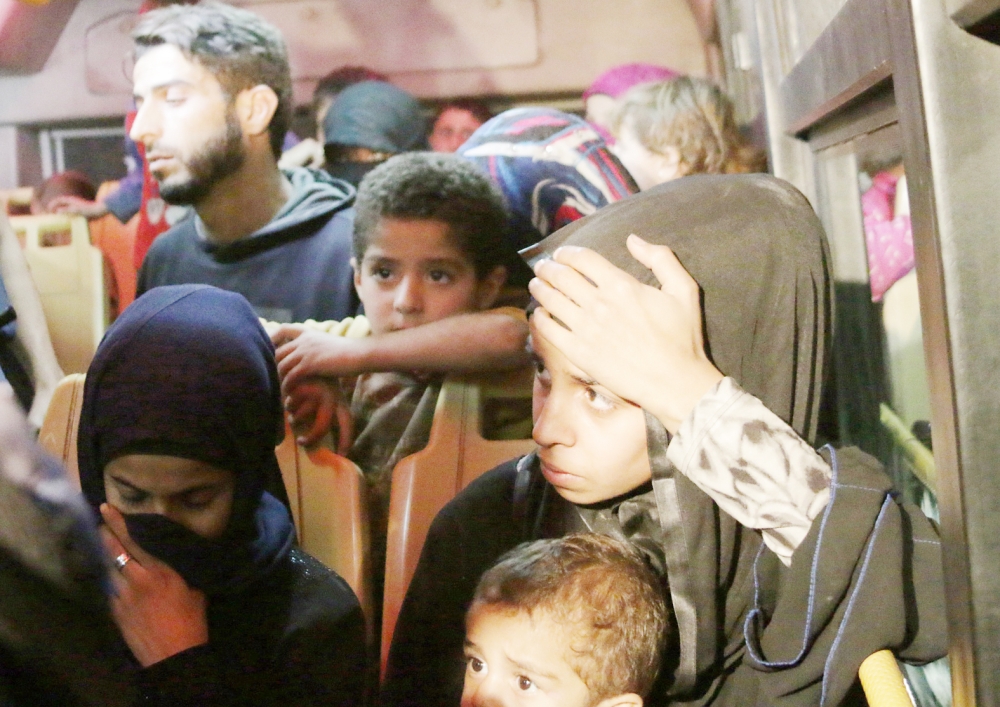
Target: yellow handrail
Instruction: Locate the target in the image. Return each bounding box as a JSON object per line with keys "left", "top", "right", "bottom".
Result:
{"left": 859, "top": 650, "right": 913, "bottom": 706}
{"left": 879, "top": 403, "right": 936, "bottom": 495}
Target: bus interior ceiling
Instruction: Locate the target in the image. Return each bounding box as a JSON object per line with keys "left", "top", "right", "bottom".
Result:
{"left": 0, "top": 0, "right": 715, "bottom": 190}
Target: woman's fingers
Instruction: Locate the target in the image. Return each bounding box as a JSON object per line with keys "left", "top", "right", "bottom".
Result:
{"left": 548, "top": 245, "right": 624, "bottom": 290}
{"left": 100, "top": 503, "right": 156, "bottom": 568}
{"left": 626, "top": 235, "right": 699, "bottom": 302}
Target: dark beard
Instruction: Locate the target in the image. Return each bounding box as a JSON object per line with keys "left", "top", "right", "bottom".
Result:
{"left": 158, "top": 110, "right": 246, "bottom": 206}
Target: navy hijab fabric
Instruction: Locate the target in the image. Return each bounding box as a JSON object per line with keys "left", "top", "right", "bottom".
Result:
{"left": 78, "top": 285, "right": 294, "bottom": 596}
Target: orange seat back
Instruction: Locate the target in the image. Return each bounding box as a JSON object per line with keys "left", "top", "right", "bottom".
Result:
{"left": 10, "top": 215, "right": 108, "bottom": 373}
{"left": 275, "top": 430, "right": 372, "bottom": 625}
{"left": 90, "top": 181, "right": 138, "bottom": 316}
{"left": 39, "top": 375, "right": 372, "bottom": 628}
{"left": 381, "top": 367, "right": 536, "bottom": 674}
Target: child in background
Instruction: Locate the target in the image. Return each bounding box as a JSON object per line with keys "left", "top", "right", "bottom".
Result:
{"left": 270, "top": 152, "right": 529, "bottom": 610}
{"left": 462, "top": 534, "right": 673, "bottom": 707}
{"left": 610, "top": 76, "right": 765, "bottom": 190}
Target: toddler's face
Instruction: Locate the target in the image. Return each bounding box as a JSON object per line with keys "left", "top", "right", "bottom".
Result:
{"left": 354, "top": 217, "right": 500, "bottom": 335}
{"left": 461, "top": 607, "right": 592, "bottom": 707}
{"left": 529, "top": 320, "right": 652, "bottom": 505}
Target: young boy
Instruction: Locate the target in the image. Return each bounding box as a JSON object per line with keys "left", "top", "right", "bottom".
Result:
{"left": 462, "top": 534, "right": 673, "bottom": 707}
{"left": 270, "top": 152, "right": 530, "bottom": 606}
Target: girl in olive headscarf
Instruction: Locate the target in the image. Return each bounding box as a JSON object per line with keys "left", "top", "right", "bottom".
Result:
{"left": 383, "top": 174, "right": 945, "bottom": 706}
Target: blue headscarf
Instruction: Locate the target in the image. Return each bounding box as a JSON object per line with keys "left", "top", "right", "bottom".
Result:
{"left": 78, "top": 285, "right": 294, "bottom": 596}
{"left": 458, "top": 108, "right": 639, "bottom": 253}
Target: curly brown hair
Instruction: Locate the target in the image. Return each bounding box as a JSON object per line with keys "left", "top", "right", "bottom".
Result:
{"left": 469, "top": 533, "right": 673, "bottom": 701}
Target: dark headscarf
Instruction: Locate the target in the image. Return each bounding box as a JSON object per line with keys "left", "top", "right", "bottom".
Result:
{"left": 523, "top": 173, "right": 831, "bottom": 442}
{"left": 78, "top": 285, "right": 295, "bottom": 596}
{"left": 459, "top": 108, "right": 639, "bottom": 254}
{"left": 520, "top": 174, "right": 833, "bottom": 696}
{"left": 323, "top": 81, "right": 428, "bottom": 155}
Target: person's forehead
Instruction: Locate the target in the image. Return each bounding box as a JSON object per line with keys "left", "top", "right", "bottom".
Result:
{"left": 104, "top": 454, "right": 233, "bottom": 493}
{"left": 132, "top": 43, "right": 221, "bottom": 94}
{"left": 366, "top": 218, "right": 469, "bottom": 262}
{"left": 469, "top": 606, "right": 585, "bottom": 680}
{"left": 436, "top": 107, "right": 481, "bottom": 128}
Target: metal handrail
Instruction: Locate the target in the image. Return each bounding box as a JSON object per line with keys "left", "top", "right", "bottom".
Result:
{"left": 879, "top": 403, "right": 936, "bottom": 495}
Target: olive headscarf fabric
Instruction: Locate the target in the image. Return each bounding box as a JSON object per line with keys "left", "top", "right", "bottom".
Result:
{"left": 522, "top": 173, "right": 832, "bottom": 444}
{"left": 516, "top": 174, "right": 945, "bottom": 704}
{"left": 78, "top": 285, "right": 295, "bottom": 597}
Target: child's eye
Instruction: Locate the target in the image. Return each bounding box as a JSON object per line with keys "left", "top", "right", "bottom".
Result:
{"left": 370, "top": 266, "right": 393, "bottom": 280}
{"left": 467, "top": 656, "right": 486, "bottom": 674}
{"left": 584, "top": 387, "right": 615, "bottom": 412}
{"left": 533, "top": 359, "right": 546, "bottom": 376}
{"left": 517, "top": 676, "right": 534, "bottom": 691}
{"left": 428, "top": 270, "right": 452, "bottom": 283}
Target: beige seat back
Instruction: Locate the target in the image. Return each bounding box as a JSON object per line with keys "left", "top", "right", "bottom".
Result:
{"left": 381, "top": 367, "right": 536, "bottom": 673}
{"left": 37, "top": 373, "right": 86, "bottom": 489}
{"left": 10, "top": 215, "right": 108, "bottom": 373}
{"left": 1, "top": 187, "right": 33, "bottom": 216}
{"left": 39, "top": 375, "right": 372, "bottom": 627}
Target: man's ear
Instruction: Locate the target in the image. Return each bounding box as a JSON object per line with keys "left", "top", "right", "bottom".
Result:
{"left": 593, "top": 693, "right": 643, "bottom": 707}
{"left": 475, "top": 265, "right": 508, "bottom": 310}
{"left": 235, "top": 84, "right": 280, "bottom": 139}
{"left": 350, "top": 257, "right": 362, "bottom": 293}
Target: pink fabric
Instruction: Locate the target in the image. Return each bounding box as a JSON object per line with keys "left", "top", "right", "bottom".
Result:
{"left": 862, "top": 171, "right": 913, "bottom": 302}
{"left": 583, "top": 63, "right": 681, "bottom": 100}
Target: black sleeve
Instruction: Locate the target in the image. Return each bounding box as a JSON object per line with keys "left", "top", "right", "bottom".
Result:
{"left": 380, "top": 462, "right": 522, "bottom": 707}
{"left": 136, "top": 587, "right": 367, "bottom": 707}
{"left": 732, "top": 446, "right": 947, "bottom": 707}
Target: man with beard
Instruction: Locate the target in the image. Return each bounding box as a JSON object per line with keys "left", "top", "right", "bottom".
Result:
{"left": 132, "top": 3, "right": 358, "bottom": 323}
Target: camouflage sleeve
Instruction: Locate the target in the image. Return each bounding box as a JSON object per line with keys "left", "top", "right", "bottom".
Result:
{"left": 666, "top": 377, "right": 832, "bottom": 565}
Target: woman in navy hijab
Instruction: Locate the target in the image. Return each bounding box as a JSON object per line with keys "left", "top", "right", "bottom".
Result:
{"left": 77, "top": 284, "right": 366, "bottom": 706}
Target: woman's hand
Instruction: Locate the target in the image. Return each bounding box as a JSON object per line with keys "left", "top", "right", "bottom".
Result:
{"left": 528, "top": 234, "right": 723, "bottom": 435}
{"left": 100, "top": 503, "right": 209, "bottom": 667}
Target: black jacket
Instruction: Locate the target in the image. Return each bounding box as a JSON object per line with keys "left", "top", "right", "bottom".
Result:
{"left": 136, "top": 169, "right": 358, "bottom": 323}
{"left": 382, "top": 449, "right": 945, "bottom": 707}
{"left": 135, "top": 547, "right": 366, "bottom": 707}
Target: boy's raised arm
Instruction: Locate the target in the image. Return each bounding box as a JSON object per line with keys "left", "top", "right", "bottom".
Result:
{"left": 274, "top": 308, "right": 529, "bottom": 393}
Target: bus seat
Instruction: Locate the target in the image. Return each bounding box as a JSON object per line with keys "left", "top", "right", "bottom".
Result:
{"left": 859, "top": 650, "right": 913, "bottom": 706}
{"left": 39, "top": 375, "right": 373, "bottom": 628}
{"left": 38, "top": 373, "right": 86, "bottom": 490}
{"left": 275, "top": 428, "right": 372, "bottom": 627}
{"left": 9, "top": 214, "right": 108, "bottom": 374}
{"left": 381, "top": 366, "right": 536, "bottom": 674}
{"left": 89, "top": 181, "right": 138, "bottom": 316}
{"left": 1, "top": 187, "right": 33, "bottom": 216}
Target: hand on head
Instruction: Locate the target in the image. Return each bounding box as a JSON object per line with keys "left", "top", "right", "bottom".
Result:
{"left": 528, "top": 235, "right": 722, "bottom": 434}
{"left": 99, "top": 503, "right": 208, "bottom": 667}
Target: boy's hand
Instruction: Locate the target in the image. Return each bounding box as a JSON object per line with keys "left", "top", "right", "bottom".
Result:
{"left": 528, "top": 235, "right": 723, "bottom": 435}
{"left": 284, "top": 378, "right": 353, "bottom": 451}
{"left": 99, "top": 503, "right": 209, "bottom": 667}
{"left": 275, "top": 330, "right": 367, "bottom": 391}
